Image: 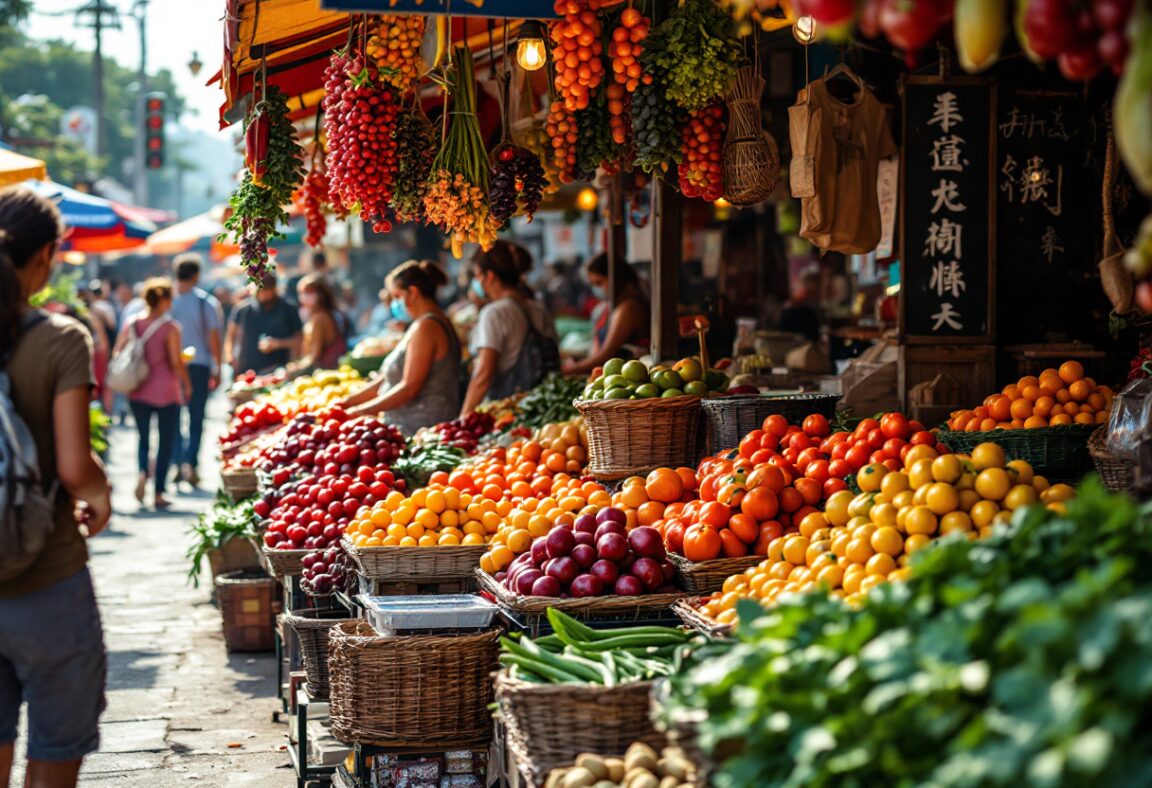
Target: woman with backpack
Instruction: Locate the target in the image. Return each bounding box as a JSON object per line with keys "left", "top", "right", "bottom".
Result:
{"left": 277, "top": 274, "right": 348, "bottom": 374}
{"left": 338, "top": 260, "right": 463, "bottom": 434}
{"left": 462, "top": 241, "right": 559, "bottom": 415}
{"left": 0, "top": 187, "right": 112, "bottom": 788}
{"left": 112, "top": 277, "right": 191, "bottom": 510}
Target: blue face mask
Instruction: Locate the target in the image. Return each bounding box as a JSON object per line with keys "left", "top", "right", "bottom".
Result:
{"left": 591, "top": 285, "right": 607, "bottom": 301}
{"left": 470, "top": 279, "right": 486, "bottom": 299}
{"left": 390, "top": 298, "right": 411, "bottom": 322}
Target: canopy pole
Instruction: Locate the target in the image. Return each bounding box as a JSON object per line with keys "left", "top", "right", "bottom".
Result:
{"left": 606, "top": 173, "right": 626, "bottom": 311}
{"left": 650, "top": 178, "right": 681, "bottom": 363}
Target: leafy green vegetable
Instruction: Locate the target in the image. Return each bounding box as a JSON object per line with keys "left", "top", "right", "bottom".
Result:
{"left": 392, "top": 441, "right": 466, "bottom": 488}
{"left": 514, "top": 374, "right": 586, "bottom": 430}
{"left": 30, "top": 270, "right": 86, "bottom": 316}
{"left": 646, "top": 0, "right": 742, "bottom": 112}
{"left": 185, "top": 495, "right": 258, "bottom": 587}
{"left": 659, "top": 480, "right": 1152, "bottom": 786}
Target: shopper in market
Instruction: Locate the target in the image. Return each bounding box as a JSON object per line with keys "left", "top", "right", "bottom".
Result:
{"left": 170, "top": 254, "right": 224, "bottom": 487}
{"left": 562, "top": 252, "right": 650, "bottom": 376}
{"left": 338, "top": 260, "right": 463, "bottom": 433}
{"left": 224, "top": 272, "right": 303, "bottom": 375}
{"left": 0, "top": 187, "right": 111, "bottom": 788}
{"left": 282, "top": 273, "right": 349, "bottom": 374}
{"left": 114, "top": 277, "right": 191, "bottom": 510}
{"left": 461, "top": 241, "right": 559, "bottom": 414}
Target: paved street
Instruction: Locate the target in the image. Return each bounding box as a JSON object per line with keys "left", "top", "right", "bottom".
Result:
{"left": 9, "top": 396, "right": 292, "bottom": 787}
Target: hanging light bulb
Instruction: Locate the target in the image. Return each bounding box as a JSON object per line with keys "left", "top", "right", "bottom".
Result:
{"left": 793, "top": 15, "right": 817, "bottom": 45}
{"left": 516, "top": 20, "right": 548, "bottom": 72}
{"left": 576, "top": 187, "right": 599, "bottom": 212}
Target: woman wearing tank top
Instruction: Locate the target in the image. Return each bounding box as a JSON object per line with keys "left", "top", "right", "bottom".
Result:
{"left": 274, "top": 274, "right": 347, "bottom": 375}
{"left": 338, "top": 260, "right": 462, "bottom": 434}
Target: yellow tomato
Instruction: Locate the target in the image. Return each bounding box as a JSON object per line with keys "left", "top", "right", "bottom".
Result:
{"left": 908, "top": 458, "right": 936, "bottom": 490}
{"left": 904, "top": 506, "right": 939, "bottom": 536}
{"left": 870, "top": 526, "right": 904, "bottom": 557}
{"left": 940, "top": 511, "right": 973, "bottom": 535}
{"left": 931, "top": 454, "right": 964, "bottom": 484}
{"left": 925, "top": 483, "right": 960, "bottom": 516}
{"left": 857, "top": 463, "right": 888, "bottom": 493}
{"left": 1002, "top": 484, "right": 1039, "bottom": 511}
{"left": 880, "top": 471, "right": 910, "bottom": 500}
{"left": 974, "top": 468, "right": 1011, "bottom": 501}
{"left": 1005, "top": 460, "right": 1034, "bottom": 485}
{"left": 970, "top": 442, "right": 1006, "bottom": 471}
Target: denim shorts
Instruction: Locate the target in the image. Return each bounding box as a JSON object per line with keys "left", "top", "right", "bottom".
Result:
{"left": 0, "top": 567, "right": 107, "bottom": 761}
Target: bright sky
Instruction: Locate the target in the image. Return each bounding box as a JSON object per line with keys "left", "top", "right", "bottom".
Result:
{"left": 26, "top": 0, "right": 229, "bottom": 138}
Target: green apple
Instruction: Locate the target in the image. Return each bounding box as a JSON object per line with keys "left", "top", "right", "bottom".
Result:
{"left": 622, "top": 360, "right": 649, "bottom": 383}
{"left": 684, "top": 380, "right": 710, "bottom": 396}
{"left": 605, "top": 387, "right": 630, "bottom": 400}
{"left": 604, "top": 374, "right": 628, "bottom": 390}
{"left": 635, "top": 383, "right": 660, "bottom": 398}
{"left": 602, "top": 358, "right": 625, "bottom": 377}
{"left": 661, "top": 388, "right": 684, "bottom": 398}
{"left": 656, "top": 369, "right": 684, "bottom": 390}
{"left": 673, "top": 357, "right": 703, "bottom": 383}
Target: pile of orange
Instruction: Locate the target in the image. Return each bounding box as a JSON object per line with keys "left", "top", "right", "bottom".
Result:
{"left": 947, "top": 361, "right": 1113, "bottom": 431}
{"left": 344, "top": 488, "right": 505, "bottom": 548}
{"left": 478, "top": 479, "right": 613, "bottom": 574}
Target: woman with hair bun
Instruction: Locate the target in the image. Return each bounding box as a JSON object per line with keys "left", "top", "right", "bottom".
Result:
{"left": 338, "top": 259, "right": 463, "bottom": 434}
{"left": 0, "top": 186, "right": 111, "bottom": 788}
{"left": 462, "top": 240, "right": 558, "bottom": 414}
{"left": 112, "top": 276, "right": 190, "bottom": 509}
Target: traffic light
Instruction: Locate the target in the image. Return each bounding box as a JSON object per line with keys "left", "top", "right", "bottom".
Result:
{"left": 144, "top": 92, "right": 166, "bottom": 169}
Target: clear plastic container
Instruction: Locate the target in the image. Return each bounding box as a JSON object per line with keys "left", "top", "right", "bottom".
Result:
{"left": 356, "top": 594, "right": 498, "bottom": 636}
{"left": 1104, "top": 376, "right": 1152, "bottom": 459}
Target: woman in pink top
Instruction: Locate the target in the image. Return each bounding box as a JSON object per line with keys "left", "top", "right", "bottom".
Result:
{"left": 112, "top": 277, "right": 190, "bottom": 509}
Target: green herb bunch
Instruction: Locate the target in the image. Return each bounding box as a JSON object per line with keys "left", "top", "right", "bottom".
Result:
{"left": 185, "top": 495, "right": 259, "bottom": 587}
{"left": 514, "top": 374, "right": 586, "bottom": 430}
{"left": 223, "top": 86, "right": 305, "bottom": 283}
{"left": 646, "top": 0, "right": 742, "bottom": 112}
{"left": 661, "top": 480, "right": 1152, "bottom": 787}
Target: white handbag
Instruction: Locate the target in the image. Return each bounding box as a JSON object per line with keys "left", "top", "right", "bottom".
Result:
{"left": 106, "top": 316, "right": 170, "bottom": 394}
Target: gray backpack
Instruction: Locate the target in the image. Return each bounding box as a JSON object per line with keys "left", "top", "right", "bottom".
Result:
{"left": 0, "top": 312, "right": 58, "bottom": 581}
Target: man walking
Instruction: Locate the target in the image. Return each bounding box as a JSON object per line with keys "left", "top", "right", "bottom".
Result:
{"left": 170, "top": 254, "right": 223, "bottom": 486}
{"left": 225, "top": 272, "right": 303, "bottom": 375}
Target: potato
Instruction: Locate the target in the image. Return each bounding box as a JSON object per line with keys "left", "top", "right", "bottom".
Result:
{"left": 605, "top": 758, "right": 626, "bottom": 783}
{"left": 592, "top": 782, "right": 617, "bottom": 788}
{"left": 575, "top": 754, "right": 609, "bottom": 781}
{"left": 657, "top": 755, "right": 688, "bottom": 780}
{"left": 625, "top": 773, "right": 659, "bottom": 788}
{"left": 624, "top": 743, "right": 659, "bottom": 774}
{"left": 546, "top": 769, "right": 571, "bottom": 788}
{"left": 562, "top": 767, "right": 597, "bottom": 788}
{"left": 658, "top": 778, "right": 680, "bottom": 788}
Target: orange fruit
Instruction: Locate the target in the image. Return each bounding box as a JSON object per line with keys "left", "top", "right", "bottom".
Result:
{"left": 904, "top": 506, "right": 938, "bottom": 535}
{"left": 620, "top": 484, "right": 648, "bottom": 509}
{"left": 1068, "top": 380, "right": 1091, "bottom": 402}
{"left": 1074, "top": 412, "right": 1095, "bottom": 425}
{"left": 645, "top": 468, "right": 686, "bottom": 503}
{"left": 1064, "top": 402, "right": 1081, "bottom": 416}
{"left": 980, "top": 418, "right": 998, "bottom": 431}
{"left": 870, "top": 526, "right": 903, "bottom": 556}
{"left": 675, "top": 467, "right": 698, "bottom": 492}
{"left": 636, "top": 500, "right": 666, "bottom": 526}
{"left": 1023, "top": 416, "right": 1048, "bottom": 429}
{"left": 1009, "top": 398, "right": 1033, "bottom": 420}
{"left": 1001, "top": 384, "right": 1020, "bottom": 400}
{"left": 865, "top": 553, "right": 897, "bottom": 577}
{"left": 1017, "top": 375, "right": 1040, "bottom": 391}
{"left": 1059, "top": 360, "right": 1084, "bottom": 384}
{"left": 1033, "top": 395, "right": 1055, "bottom": 418}
{"left": 1050, "top": 413, "right": 1072, "bottom": 426}
{"left": 742, "top": 487, "right": 780, "bottom": 521}
{"left": 987, "top": 395, "right": 1012, "bottom": 422}
{"left": 727, "top": 513, "right": 760, "bottom": 544}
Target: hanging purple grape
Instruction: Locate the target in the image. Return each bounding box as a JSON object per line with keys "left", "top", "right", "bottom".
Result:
{"left": 489, "top": 143, "right": 547, "bottom": 227}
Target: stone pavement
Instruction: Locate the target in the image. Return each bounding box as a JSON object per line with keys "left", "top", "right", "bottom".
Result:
{"left": 9, "top": 395, "right": 295, "bottom": 787}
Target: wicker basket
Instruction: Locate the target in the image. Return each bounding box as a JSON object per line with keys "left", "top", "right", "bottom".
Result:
{"left": 215, "top": 570, "right": 279, "bottom": 652}
{"left": 206, "top": 536, "right": 262, "bottom": 580}
{"left": 671, "top": 598, "right": 733, "bottom": 638}
{"left": 700, "top": 393, "right": 840, "bottom": 454}
{"left": 221, "top": 467, "right": 259, "bottom": 501}
{"left": 575, "top": 396, "right": 703, "bottom": 480}
{"left": 496, "top": 672, "right": 665, "bottom": 787}
{"left": 1088, "top": 426, "right": 1136, "bottom": 492}
{"left": 477, "top": 570, "right": 685, "bottom": 635}
{"left": 937, "top": 424, "right": 1096, "bottom": 483}
{"left": 285, "top": 608, "right": 356, "bottom": 700}
{"left": 668, "top": 553, "right": 761, "bottom": 595}
{"left": 261, "top": 544, "right": 309, "bottom": 578}
{"left": 344, "top": 538, "right": 486, "bottom": 582}
{"left": 327, "top": 622, "right": 499, "bottom": 749}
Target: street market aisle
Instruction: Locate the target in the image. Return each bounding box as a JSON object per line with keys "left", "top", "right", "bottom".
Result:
{"left": 11, "top": 396, "right": 290, "bottom": 787}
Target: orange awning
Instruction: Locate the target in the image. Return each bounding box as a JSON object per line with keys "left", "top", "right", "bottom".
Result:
{"left": 0, "top": 148, "right": 47, "bottom": 187}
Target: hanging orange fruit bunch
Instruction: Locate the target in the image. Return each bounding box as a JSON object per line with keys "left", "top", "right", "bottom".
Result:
{"left": 608, "top": 5, "right": 651, "bottom": 92}
{"left": 550, "top": 0, "right": 604, "bottom": 111}
{"left": 366, "top": 14, "right": 426, "bottom": 93}
{"left": 545, "top": 100, "right": 579, "bottom": 183}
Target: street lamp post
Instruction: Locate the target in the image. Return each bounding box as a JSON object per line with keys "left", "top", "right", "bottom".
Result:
{"left": 131, "top": 0, "right": 149, "bottom": 206}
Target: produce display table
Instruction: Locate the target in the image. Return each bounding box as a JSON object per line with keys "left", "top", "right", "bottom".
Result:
{"left": 288, "top": 686, "right": 341, "bottom": 788}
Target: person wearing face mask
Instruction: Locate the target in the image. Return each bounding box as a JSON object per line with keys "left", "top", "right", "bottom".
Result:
{"left": 282, "top": 274, "right": 348, "bottom": 374}
{"left": 224, "top": 272, "right": 303, "bottom": 375}
{"left": 462, "top": 241, "right": 559, "bottom": 415}
{"left": 337, "top": 260, "right": 462, "bottom": 433}
{"left": 562, "top": 252, "right": 650, "bottom": 376}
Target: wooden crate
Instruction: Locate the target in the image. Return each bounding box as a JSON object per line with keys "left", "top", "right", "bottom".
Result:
{"left": 899, "top": 344, "right": 995, "bottom": 427}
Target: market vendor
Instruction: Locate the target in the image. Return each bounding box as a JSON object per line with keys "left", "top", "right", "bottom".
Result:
{"left": 280, "top": 274, "right": 348, "bottom": 375}
{"left": 224, "top": 272, "right": 303, "bottom": 375}
{"left": 562, "top": 253, "right": 650, "bottom": 376}
{"left": 461, "top": 241, "right": 559, "bottom": 415}
{"left": 337, "top": 260, "right": 462, "bottom": 433}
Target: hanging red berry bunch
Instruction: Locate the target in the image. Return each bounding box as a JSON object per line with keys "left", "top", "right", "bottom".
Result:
{"left": 678, "top": 103, "right": 725, "bottom": 201}
{"left": 297, "top": 166, "right": 329, "bottom": 248}
{"left": 322, "top": 51, "right": 401, "bottom": 233}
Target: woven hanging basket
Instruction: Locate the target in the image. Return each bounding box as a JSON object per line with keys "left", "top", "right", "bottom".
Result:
{"left": 722, "top": 65, "right": 780, "bottom": 206}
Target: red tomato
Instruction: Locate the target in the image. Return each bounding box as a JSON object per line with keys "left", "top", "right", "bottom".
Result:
{"left": 882, "top": 437, "right": 907, "bottom": 460}
{"left": 796, "top": 447, "right": 823, "bottom": 470}
{"left": 749, "top": 448, "right": 775, "bottom": 466}
{"left": 882, "top": 458, "right": 901, "bottom": 472}
{"left": 802, "top": 414, "right": 830, "bottom": 438}
{"left": 880, "top": 412, "right": 911, "bottom": 440}
{"left": 870, "top": 450, "right": 887, "bottom": 465}
{"left": 910, "top": 430, "right": 936, "bottom": 446}
{"left": 754, "top": 520, "right": 784, "bottom": 555}
{"left": 759, "top": 433, "right": 780, "bottom": 452}
{"left": 763, "top": 414, "right": 790, "bottom": 436}
{"left": 783, "top": 448, "right": 800, "bottom": 465}
{"left": 739, "top": 430, "right": 765, "bottom": 459}
{"left": 805, "top": 459, "right": 830, "bottom": 484}
{"left": 855, "top": 418, "right": 880, "bottom": 439}
{"left": 845, "top": 444, "right": 871, "bottom": 471}
{"left": 823, "top": 477, "right": 849, "bottom": 497}
{"left": 794, "top": 478, "right": 822, "bottom": 506}
{"left": 828, "top": 458, "right": 852, "bottom": 478}
{"left": 664, "top": 518, "right": 686, "bottom": 554}
{"left": 829, "top": 431, "right": 850, "bottom": 444}
{"left": 867, "top": 428, "right": 886, "bottom": 449}
{"left": 900, "top": 443, "right": 914, "bottom": 463}
{"left": 831, "top": 442, "right": 850, "bottom": 461}
{"left": 792, "top": 504, "right": 819, "bottom": 524}
{"left": 908, "top": 420, "right": 926, "bottom": 433}
{"left": 767, "top": 455, "right": 796, "bottom": 483}
{"left": 788, "top": 432, "right": 812, "bottom": 451}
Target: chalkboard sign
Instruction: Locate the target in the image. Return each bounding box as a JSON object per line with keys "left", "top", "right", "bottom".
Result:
{"left": 900, "top": 77, "right": 995, "bottom": 341}
{"left": 995, "top": 83, "right": 1106, "bottom": 343}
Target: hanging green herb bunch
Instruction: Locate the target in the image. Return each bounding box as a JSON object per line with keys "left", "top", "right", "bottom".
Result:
{"left": 390, "top": 103, "right": 439, "bottom": 224}
{"left": 647, "top": 0, "right": 742, "bottom": 112}
{"left": 223, "top": 85, "right": 305, "bottom": 283}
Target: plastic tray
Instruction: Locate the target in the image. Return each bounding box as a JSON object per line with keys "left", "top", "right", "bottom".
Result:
{"left": 355, "top": 594, "right": 498, "bottom": 636}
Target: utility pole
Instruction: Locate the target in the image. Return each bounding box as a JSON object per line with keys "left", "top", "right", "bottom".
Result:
{"left": 132, "top": 0, "right": 149, "bottom": 205}
{"left": 75, "top": 0, "right": 120, "bottom": 164}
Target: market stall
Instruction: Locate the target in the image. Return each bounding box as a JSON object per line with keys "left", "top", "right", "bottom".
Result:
{"left": 199, "top": 0, "right": 1152, "bottom": 785}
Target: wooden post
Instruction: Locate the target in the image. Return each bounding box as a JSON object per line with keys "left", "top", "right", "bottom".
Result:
{"left": 606, "top": 173, "right": 627, "bottom": 310}
{"left": 650, "top": 179, "right": 681, "bottom": 363}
